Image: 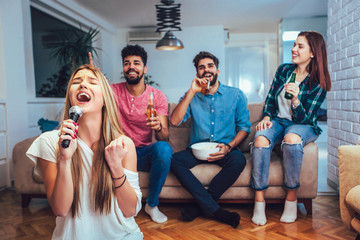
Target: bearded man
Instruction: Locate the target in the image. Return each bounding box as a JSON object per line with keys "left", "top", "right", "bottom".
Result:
{"left": 111, "top": 45, "right": 172, "bottom": 223}
{"left": 170, "top": 51, "right": 251, "bottom": 228}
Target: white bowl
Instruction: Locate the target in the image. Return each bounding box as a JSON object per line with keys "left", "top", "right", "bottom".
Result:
{"left": 191, "top": 142, "right": 220, "bottom": 160}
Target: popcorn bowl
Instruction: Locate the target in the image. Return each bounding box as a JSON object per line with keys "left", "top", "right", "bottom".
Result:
{"left": 191, "top": 142, "right": 220, "bottom": 160}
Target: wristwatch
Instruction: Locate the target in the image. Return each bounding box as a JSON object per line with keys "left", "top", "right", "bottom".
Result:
{"left": 224, "top": 143, "right": 232, "bottom": 151}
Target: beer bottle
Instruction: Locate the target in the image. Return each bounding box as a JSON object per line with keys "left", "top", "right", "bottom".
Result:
{"left": 200, "top": 80, "right": 210, "bottom": 95}
{"left": 146, "top": 92, "right": 157, "bottom": 118}
{"left": 285, "top": 72, "right": 296, "bottom": 100}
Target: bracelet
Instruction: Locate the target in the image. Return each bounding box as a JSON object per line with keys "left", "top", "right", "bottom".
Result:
{"left": 223, "top": 143, "right": 232, "bottom": 151}
{"left": 112, "top": 173, "right": 125, "bottom": 180}
{"left": 114, "top": 175, "right": 127, "bottom": 189}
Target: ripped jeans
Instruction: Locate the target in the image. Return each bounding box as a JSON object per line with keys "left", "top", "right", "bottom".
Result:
{"left": 250, "top": 117, "right": 319, "bottom": 190}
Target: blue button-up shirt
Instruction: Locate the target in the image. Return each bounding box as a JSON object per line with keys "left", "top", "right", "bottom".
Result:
{"left": 178, "top": 82, "right": 251, "bottom": 146}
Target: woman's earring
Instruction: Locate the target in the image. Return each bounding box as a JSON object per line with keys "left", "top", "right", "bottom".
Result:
{"left": 311, "top": 56, "right": 314, "bottom": 58}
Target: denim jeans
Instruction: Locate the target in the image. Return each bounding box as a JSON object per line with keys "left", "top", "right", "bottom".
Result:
{"left": 250, "top": 117, "right": 319, "bottom": 190}
{"left": 171, "top": 148, "right": 246, "bottom": 216}
{"left": 136, "top": 141, "right": 172, "bottom": 207}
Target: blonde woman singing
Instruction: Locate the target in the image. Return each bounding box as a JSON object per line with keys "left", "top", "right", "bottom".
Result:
{"left": 27, "top": 65, "right": 143, "bottom": 239}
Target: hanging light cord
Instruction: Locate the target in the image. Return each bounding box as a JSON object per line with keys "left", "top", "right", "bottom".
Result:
{"left": 155, "top": 3, "right": 181, "bottom": 32}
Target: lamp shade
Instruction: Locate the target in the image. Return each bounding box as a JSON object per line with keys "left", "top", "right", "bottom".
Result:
{"left": 156, "top": 31, "right": 184, "bottom": 50}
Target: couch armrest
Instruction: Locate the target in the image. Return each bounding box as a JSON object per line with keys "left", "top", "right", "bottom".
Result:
{"left": 338, "top": 145, "right": 360, "bottom": 230}
{"left": 12, "top": 136, "right": 40, "bottom": 194}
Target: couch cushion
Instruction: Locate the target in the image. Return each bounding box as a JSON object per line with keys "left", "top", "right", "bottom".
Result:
{"left": 346, "top": 185, "right": 360, "bottom": 214}
{"left": 238, "top": 121, "right": 259, "bottom": 153}
{"left": 168, "top": 125, "right": 191, "bottom": 153}
{"left": 167, "top": 103, "right": 191, "bottom": 153}
{"left": 14, "top": 136, "right": 44, "bottom": 184}
{"left": 248, "top": 102, "right": 265, "bottom": 123}
{"left": 238, "top": 102, "right": 264, "bottom": 152}
{"left": 13, "top": 136, "right": 46, "bottom": 194}
{"left": 168, "top": 103, "right": 191, "bottom": 128}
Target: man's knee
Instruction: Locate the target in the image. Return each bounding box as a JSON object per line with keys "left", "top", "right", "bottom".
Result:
{"left": 171, "top": 149, "right": 185, "bottom": 168}
{"left": 171, "top": 151, "right": 179, "bottom": 161}
{"left": 153, "top": 141, "right": 173, "bottom": 159}
{"left": 228, "top": 151, "right": 246, "bottom": 171}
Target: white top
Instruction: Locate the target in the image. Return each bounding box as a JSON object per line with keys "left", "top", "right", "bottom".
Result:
{"left": 26, "top": 130, "right": 143, "bottom": 240}
{"left": 277, "top": 75, "right": 301, "bottom": 121}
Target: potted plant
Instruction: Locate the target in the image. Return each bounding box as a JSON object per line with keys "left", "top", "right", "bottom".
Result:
{"left": 37, "top": 26, "right": 101, "bottom": 97}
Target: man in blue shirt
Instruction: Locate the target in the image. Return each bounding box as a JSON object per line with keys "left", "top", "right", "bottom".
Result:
{"left": 170, "top": 51, "right": 251, "bottom": 228}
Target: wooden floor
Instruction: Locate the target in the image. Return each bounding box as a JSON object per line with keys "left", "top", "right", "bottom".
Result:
{"left": 0, "top": 189, "right": 357, "bottom": 240}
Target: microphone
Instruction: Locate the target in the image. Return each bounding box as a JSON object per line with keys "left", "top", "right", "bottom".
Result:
{"left": 61, "top": 106, "right": 83, "bottom": 148}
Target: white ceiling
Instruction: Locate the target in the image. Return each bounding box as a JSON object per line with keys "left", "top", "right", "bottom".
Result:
{"left": 72, "top": 0, "right": 328, "bottom": 33}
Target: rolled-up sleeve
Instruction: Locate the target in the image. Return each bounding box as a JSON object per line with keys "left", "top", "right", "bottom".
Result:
{"left": 235, "top": 90, "right": 251, "bottom": 133}
{"left": 174, "top": 94, "right": 191, "bottom": 125}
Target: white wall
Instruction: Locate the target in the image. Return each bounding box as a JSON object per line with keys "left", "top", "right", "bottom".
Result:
{"left": 0, "top": 6, "right": 7, "bottom": 188}
{"left": 114, "top": 26, "right": 226, "bottom": 103}
{"left": 0, "top": 100, "right": 8, "bottom": 188}
{"left": 99, "top": 29, "right": 119, "bottom": 84}
{"left": 0, "top": 0, "right": 31, "bottom": 184}
{"left": 0, "top": 18, "right": 5, "bottom": 99}
{"left": 281, "top": 16, "right": 328, "bottom": 34}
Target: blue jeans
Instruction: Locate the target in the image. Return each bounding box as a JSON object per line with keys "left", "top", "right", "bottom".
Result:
{"left": 171, "top": 148, "right": 246, "bottom": 216}
{"left": 250, "top": 117, "right": 319, "bottom": 190}
{"left": 136, "top": 141, "right": 172, "bottom": 207}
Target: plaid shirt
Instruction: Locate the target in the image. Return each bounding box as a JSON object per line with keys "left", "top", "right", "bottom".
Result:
{"left": 263, "top": 63, "right": 327, "bottom": 135}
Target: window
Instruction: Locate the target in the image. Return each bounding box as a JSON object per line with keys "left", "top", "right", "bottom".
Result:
{"left": 31, "top": 7, "right": 86, "bottom": 97}
{"left": 225, "top": 46, "right": 267, "bottom": 103}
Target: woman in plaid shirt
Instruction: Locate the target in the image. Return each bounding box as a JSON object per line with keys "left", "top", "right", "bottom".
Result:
{"left": 250, "top": 31, "right": 331, "bottom": 226}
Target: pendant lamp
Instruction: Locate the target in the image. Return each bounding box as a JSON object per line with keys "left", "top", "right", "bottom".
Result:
{"left": 155, "top": 0, "right": 184, "bottom": 50}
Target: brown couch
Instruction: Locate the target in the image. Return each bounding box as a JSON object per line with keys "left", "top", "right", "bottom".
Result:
{"left": 13, "top": 103, "right": 318, "bottom": 214}
{"left": 338, "top": 144, "right": 360, "bottom": 238}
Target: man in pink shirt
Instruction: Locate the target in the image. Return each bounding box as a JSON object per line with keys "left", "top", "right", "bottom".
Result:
{"left": 111, "top": 45, "right": 172, "bottom": 223}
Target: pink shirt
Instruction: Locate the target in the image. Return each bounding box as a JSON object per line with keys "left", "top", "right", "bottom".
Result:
{"left": 111, "top": 82, "right": 168, "bottom": 147}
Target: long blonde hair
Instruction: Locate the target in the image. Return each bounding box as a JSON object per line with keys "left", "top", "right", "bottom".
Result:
{"left": 61, "top": 64, "right": 124, "bottom": 217}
